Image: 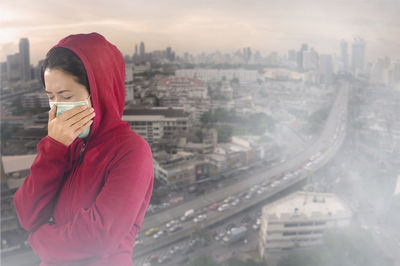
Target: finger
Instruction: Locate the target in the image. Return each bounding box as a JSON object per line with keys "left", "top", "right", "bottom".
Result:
{"left": 71, "top": 111, "right": 95, "bottom": 131}
{"left": 58, "top": 105, "right": 89, "bottom": 122}
{"left": 49, "top": 104, "right": 56, "bottom": 121}
{"left": 74, "top": 119, "right": 93, "bottom": 136}
{"left": 67, "top": 108, "right": 94, "bottom": 128}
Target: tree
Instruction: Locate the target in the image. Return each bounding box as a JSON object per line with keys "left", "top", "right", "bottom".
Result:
{"left": 191, "top": 224, "right": 213, "bottom": 247}
{"left": 217, "top": 125, "right": 233, "bottom": 143}
{"left": 307, "top": 106, "right": 330, "bottom": 134}
{"left": 187, "top": 255, "right": 220, "bottom": 266}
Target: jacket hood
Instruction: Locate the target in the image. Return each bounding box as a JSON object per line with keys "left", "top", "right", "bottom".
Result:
{"left": 48, "top": 32, "right": 127, "bottom": 143}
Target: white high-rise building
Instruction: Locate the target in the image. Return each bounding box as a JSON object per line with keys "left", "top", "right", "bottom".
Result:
{"left": 340, "top": 40, "right": 349, "bottom": 73}
{"left": 352, "top": 37, "right": 366, "bottom": 76}
{"left": 258, "top": 191, "right": 352, "bottom": 260}
{"left": 19, "top": 38, "right": 30, "bottom": 82}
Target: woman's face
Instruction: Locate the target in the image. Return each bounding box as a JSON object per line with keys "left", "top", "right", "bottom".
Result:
{"left": 44, "top": 68, "right": 92, "bottom": 108}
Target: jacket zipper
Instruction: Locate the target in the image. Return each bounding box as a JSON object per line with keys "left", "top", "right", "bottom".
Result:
{"left": 66, "top": 140, "right": 87, "bottom": 218}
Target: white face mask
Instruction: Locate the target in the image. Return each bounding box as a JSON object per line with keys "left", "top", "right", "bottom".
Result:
{"left": 49, "top": 95, "right": 92, "bottom": 138}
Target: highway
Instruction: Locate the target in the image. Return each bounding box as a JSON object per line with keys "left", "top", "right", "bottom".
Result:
{"left": 131, "top": 84, "right": 349, "bottom": 259}
{"left": 2, "top": 84, "right": 349, "bottom": 266}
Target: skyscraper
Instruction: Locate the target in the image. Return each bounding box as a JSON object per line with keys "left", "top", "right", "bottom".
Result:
{"left": 6, "top": 53, "right": 21, "bottom": 82}
{"left": 302, "top": 48, "right": 319, "bottom": 70}
{"left": 140, "top": 41, "right": 145, "bottom": 57}
{"left": 340, "top": 40, "right": 349, "bottom": 73}
{"left": 319, "top": 54, "right": 333, "bottom": 83}
{"left": 352, "top": 37, "right": 366, "bottom": 76}
{"left": 297, "top": 43, "right": 308, "bottom": 70}
{"left": 19, "top": 38, "right": 31, "bottom": 81}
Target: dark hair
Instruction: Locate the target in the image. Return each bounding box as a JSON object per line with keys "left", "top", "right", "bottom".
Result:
{"left": 40, "top": 47, "right": 90, "bottom": 94}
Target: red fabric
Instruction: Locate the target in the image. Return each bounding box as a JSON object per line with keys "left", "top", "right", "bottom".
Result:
{"left": 13, "top": 32, "right": 154, "bottom": 266}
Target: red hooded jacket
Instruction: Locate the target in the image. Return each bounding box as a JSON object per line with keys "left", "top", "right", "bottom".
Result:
{"left": 13, "top": 32, "right": 154, "bottom": 266}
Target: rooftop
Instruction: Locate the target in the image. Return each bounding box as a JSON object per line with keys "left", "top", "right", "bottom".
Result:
{"left": 123, "top": 107, "right": 189, "bottom": 118}
{"left": 262, "top": 191, "right": 351, "bottom": 220}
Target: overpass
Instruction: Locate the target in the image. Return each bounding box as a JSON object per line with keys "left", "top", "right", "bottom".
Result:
{"left": 132, "top": 84, "right": 349, "bottom": 259}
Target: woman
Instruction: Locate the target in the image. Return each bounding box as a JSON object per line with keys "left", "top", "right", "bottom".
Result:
{"left": 13, "top": 32, "right": 154, "bottom": 266}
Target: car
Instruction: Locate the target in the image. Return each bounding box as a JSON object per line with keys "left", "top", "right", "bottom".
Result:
{"left": 215, "top": 232, "right": 225, "bottom": 241}
{"left": 153, "top": 229, "right": 167, "bottom": 239}
{"left": 145, "top": 227, "right": 159, "bottom": 236}
{"left": 231, "top": 198, "right": 240, "bottom": 206}
{"left": 169, "top": 245, "right": 181, "bottom": 254}
{"left": 158, "top": 254, "right": 172, "bottom": 264}
{"left": 226, "top": 223, "right": 237, "bottom": 231}
{"left": 169, "top": 224, "right": 183, "bottom": 232}
{"left": 218, "top": 203, "right": 230, "bottom": 212}
{"left": 209, "top": 202, "right": 221, "bottom": 211}
{"left": 270, "top": 182, "right": 277, "bottom": 188}
{"left": 257, "top": 187, "right": 265, "bottom": 194}
{"left": 134, "top": 238, "right": 143, "bottom": 246}
{"left": 250, "top": 185, "right": 260, "bottom": 192}
{"left": 244, "top": 192, "right": 253, "bottom": 200}
{"left": 193, "top": 214, "right": 207, "bottom": 223}
{"left": 223, "top": 196, "right": 235, "bottom": 204}
{"left": 166, "top": 219, "right": 178, "bottom": 228}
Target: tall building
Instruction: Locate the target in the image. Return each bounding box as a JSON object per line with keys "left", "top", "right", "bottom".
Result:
{"left": 19, "top": 38, "right": 30, "bottom": 82}
{"left": 352, "top": 37, "right": 366, "bottom": 76}
{"left": 302, "top": 48, "right": 319, "bottom": 70}
{"left": 166, "top": 47, "right": 173, "bottom": 61}
{"left": 296, "top": 43, "right": 309, "bottom": 70}
{"left": 319, "top": 54, "right": 334, "bottom": 83}
{"left": 140, "top": 41, "right": 145, "bottom": 57}
{"left": 6, "top": 54, "right": 21, "bottom": 82}
{"left": 340, "top": 40, "right": 349, "bottom": 73}
{"left": 243, "top": 47, "right": 252, "bottom": 63}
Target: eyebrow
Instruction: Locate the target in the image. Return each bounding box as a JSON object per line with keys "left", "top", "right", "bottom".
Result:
{"left": 45, "top": 90, "right": 71, "bottom": 94}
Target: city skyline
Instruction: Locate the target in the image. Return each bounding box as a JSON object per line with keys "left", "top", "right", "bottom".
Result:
{"left": 1, "top": 0, "right": 400, "bottom": 66}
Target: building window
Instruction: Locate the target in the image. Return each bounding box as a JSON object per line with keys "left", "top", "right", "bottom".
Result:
{"left": 283, "top": 232, "right": 296, "bottom": 236}
{"left": 299, "top": 222, "right": 314, "bottom": 226}
{"left": 284, "top": 223, "right": 298, "bottom": 227}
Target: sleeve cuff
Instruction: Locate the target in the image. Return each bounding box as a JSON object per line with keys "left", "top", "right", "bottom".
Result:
{"left": 39, "top": 135, "right": 69, "bottom": 156}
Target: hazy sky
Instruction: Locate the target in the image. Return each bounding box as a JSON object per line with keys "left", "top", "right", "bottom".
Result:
{"left": 1, "top": 0, "right": 399, "bottom": 66}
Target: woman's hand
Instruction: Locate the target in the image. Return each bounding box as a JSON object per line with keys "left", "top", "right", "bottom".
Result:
{"left": 48, "top": 105, "right": 95, "bottom": 146}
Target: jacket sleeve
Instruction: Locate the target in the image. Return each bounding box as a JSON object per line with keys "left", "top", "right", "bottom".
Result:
{"left": 13, "top": 135, "right": 70, "bottom": 232}
{"left": 28, "top": 146, "right": 154, "bottom": 264}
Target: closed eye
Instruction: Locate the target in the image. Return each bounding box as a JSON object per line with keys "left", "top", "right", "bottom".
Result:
{"left": 48, "top": 96, "right": 72, "bottom": 100}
